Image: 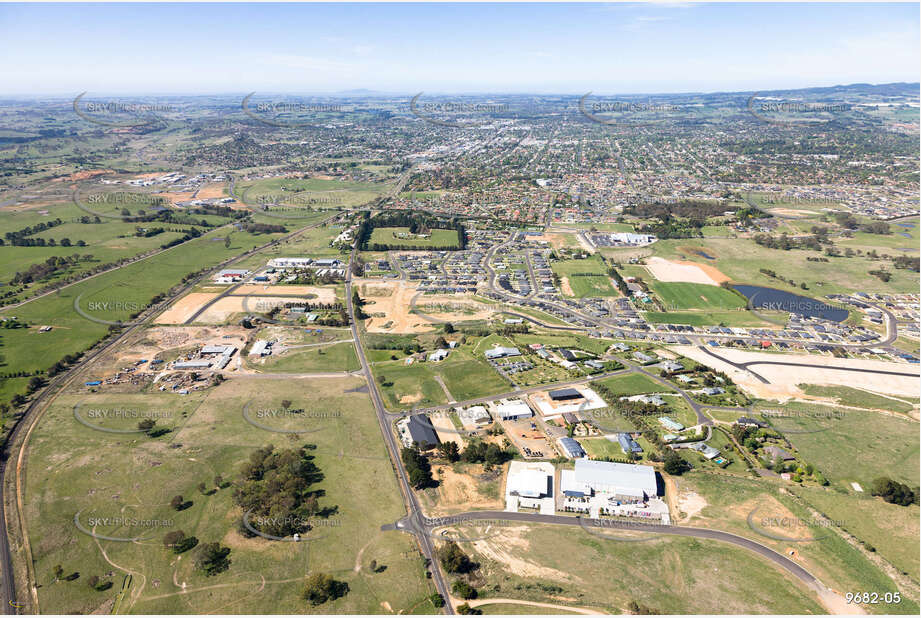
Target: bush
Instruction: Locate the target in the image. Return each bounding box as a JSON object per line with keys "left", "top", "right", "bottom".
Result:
{"left": 452, "top": 580, "right": 477, "bottom": 599}
{"left": 194, "top": 542, "right": 231, "bottom": 575}
{"left": 439, "top": 541, "right": 476, "bottom": 574}
{"left": 302, "top": 572, "right": 349, "bottom": 605}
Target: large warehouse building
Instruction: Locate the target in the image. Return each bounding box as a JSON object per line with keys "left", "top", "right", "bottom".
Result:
{"left": 564, "top": 459, "right": 657, "bottom": 503}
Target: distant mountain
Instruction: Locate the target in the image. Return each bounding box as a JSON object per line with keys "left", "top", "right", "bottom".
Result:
{"left": 752, "top": 82, "right": 919, "bottom": 98}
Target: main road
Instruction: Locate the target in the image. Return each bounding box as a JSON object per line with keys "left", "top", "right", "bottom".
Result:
{"left": 345, "top": 248, "right": 454, "bottom": 614}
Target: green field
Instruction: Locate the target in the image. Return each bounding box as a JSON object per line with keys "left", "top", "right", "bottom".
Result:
{"left": 254, "top": 341, "right": 360, "bottom": 373}
{"left": 797, "top": 384, "right": 917, "bottom": 414}
{"left": 550, "top": 255, "right": 617, "bottom": 298}
{"left": 652, "top": 237, "right": 920, "bottom": 296}
{"left": 766, "top": 405, "right": 920, "bottom": 490}
{"left": 680, "top": 473, "right": 914, "bottom": 615}
{"left": 594, "top": 373, "right": 671, "bottom": 396}
{"left": 457, "top": 523, "right": 824, "bottom": 614}
{"left": 791, "top": 486, "right": 920, "bottom": 581}
{"left": 642, "top": 310, "right": 769, "bottom": 327}
{"left": 367, "top": 227, "right": 460, "bottom": 249}
{"left": 238, "top": 177, "right": 387, "bottom": 212}
{"left": 649, "top": 281, "right": 746, "bottom": 311}
{"left": 372, "top": 339, "right": 509, "bottom": 409}
{"left": 23, "top": 377, "right": 433, "bottom": 614}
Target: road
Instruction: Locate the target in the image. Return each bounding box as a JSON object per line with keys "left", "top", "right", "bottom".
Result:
{"left": 391, "top": 509, "right": 834, "bottom": 607}
{"left": 0, "top": 214, "right": 339, "bottom": 614}
{"left": 344, "top": 248, "right": 454, "bottom": 614}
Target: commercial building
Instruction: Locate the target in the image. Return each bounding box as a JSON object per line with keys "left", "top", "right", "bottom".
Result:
{"left": 570, "top": 459, "right": 657, "bottom": 502}
{"left": 617, "top": 432, "right": 643, "bottom": 454}
{"left": 557, "top": 436, "right": 586, "bottom": 459}
{"left": 485, "top": 346, "right": 522, "bottom": 360}
{"left": 397, "top": 415, "right": 439, "bottom": 449}
{"left": 494, "top": 399, "right": 533, "bottom": 420}
{"left": 458, "top": 406, "right": 491, "bottom": 429}
{"left": 505, "top": 460, "right": 555, "bottom": 514}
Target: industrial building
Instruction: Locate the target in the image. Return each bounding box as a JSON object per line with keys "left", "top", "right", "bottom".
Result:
{"left": 397, "top": 415, "right": 439, "bottom": 449}
{"left": 557, "top": 436, "right": 586, "bottom": 459}
{"left": 494, "top": 399, "right": 533, "bottom": 420}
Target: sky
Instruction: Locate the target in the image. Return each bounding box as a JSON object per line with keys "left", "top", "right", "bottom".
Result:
{"left": 0, "top": 2, "right": 918, "bottom": 96}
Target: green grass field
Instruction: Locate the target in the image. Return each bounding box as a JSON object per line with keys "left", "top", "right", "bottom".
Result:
{"left": 367, "top": 227, "right": 459, "bottom": 249}
{"left": 550, "top": 255, "right": 617, "bottom": 298}
{"left": 254, "top": 341, "right": 360, "bottom": 373}
{"left": 791, "top": 486, "right": 920, "bottom": 581}
{"left": 680, "top": 473, "right": 914, "bottom": 615}
{"left": 797, "top": 384, "right": 917, "bottom": 414}
{"left": 372, "top": 340, "right": 509, "bottom": 409}
{"left": 649, "top": 282, "right": 746, "bottom": 311}
{"left": 642, "top": 310, "right": 769, "bottom": 327}
{"left": 238, "top": 177, "right": 388, "bottom": 212}
{"left": 768, "top": 405, "right": 920, "bottom": 490}
{"left": 652, "top": 238, "right": 920, "bottom": 296}
{"left": 594, "top": 373, "right": 670, "bottom": 396}
{"left": 23, "top": 377, "right": 434, "bottom": 614}
{"left": 459, "top": 523, "right": 824, "bottom": 614}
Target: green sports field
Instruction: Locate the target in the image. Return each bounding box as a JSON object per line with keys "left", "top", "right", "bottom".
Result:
{"left": 649, "top": 281, "right": 746, "bottom": 311}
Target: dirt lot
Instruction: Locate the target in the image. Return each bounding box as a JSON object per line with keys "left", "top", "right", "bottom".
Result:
{"left": 672, "top": 345, "right": 920, "bottom": 399}
{"left": 415, "top": 296, "right": 495, "bottom": 323}
{"left": 359, "top": 280, "right": 435, "bottom": 333}
{"left": 769, "top": 208, "right": 814, "bottom": 218}
{"left": 234, "top": 284, "right": 337, "bottom": 303}
{"left": 645, "top": 257, "right": 729, "bottom": 286}
{"left": 53, "top": 169, "right": 114, "bottom": 182}
{"left": 156, "top": 292, "right": 219, "bottom": 324}
{"left": 428, "top": 463, "right": 505, "bottom": 515}
{"left": 195, "top": 182, "right": 227, "bottom": 199}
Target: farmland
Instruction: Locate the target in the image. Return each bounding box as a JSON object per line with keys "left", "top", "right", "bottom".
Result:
{"left": 367, "top": 227, "right": 460, "bottom": 250}
{"left": 648, "top": 281, "right": 747, "bottom": 311}
{"left": 21, "top": 376, "right": 433, "bottom": 614}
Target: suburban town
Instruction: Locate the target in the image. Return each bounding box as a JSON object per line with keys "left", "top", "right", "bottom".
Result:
{"left": 0, "top": 2, "right": 918, "bottom": 617}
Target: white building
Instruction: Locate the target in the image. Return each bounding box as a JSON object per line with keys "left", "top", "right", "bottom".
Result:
{"left": 494, "top": 399, "right": 533, "bottom": 420}
{"left": 505, "top": 460, "right": 555, "bottom": 514}
{"left": 458, "top": 406, "right": 491, "bottom": 429}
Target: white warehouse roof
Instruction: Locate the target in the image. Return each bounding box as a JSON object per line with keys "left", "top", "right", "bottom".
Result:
{"left": 574, "top": 459, "right": 657, "bottom": 498}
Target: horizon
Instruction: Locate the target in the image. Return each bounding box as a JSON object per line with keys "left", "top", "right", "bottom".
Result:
{"left": 1, "top": 2, "right": 918, "bottom": 95}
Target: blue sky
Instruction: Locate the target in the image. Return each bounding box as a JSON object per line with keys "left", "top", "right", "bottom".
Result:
{"left": 1, "top": 2, "right": 918, "bottom": 95}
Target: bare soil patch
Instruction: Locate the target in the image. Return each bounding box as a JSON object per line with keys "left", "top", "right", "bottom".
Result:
{"left": 645, "top": 257, "right": 729, "bottom": 286}
{"left": 156, "top": 293, "right": 219, "bottom": 325}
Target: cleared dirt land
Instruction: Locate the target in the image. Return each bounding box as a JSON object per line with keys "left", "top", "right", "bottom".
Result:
{"left": 645, "top": 256, "right": 730, "bottom": 286}
{"left": 673, "top": 345, "right": 920, "bottom": 400}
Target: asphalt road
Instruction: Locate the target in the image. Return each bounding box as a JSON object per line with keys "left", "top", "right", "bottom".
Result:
{"left": 345, "top": 250, "right": 454, "bottom": 614}
{"left": 402, "top": 509, "right": 825, "bottom": 594}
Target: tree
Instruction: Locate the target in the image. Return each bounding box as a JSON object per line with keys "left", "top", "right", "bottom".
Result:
{"left": 663, "top": 450, "right": 690, "bottom": 476}
{"left": 170, "top": 495, "right": 185, "bottom": 510}
{"left": 53, "top": 564, "right": 64, "bottom": 581}
{"left": 870, "top": 477, "right": 917, "bottom": 506}
{"left": 457, "top": 603, "right": 482, "bottom": 615}
{"left": 438, "top": 541, "right": 475, "bottom": 574}
{"left": 194, "top": 542, "right": 231, "bottom": 575}
{"left": 214, "top": 475, "right": 224, "bottom": 489}
{"left": 430, "top": 593, "right": 446, "bottom": 608}
{"left": 443, "top": 322, "right": 455, "bottom": 334}
{"left": 452, "top": 580, "right": 477, "bottom": 599}
{"left": 302, "top": 572, "right": 349, "bottom": 605}
{"left": 368, "top": 559, "right": 377, "bottom": 573}
{"left": 138, "top": 418, "right": 156, "bottom": 433}
{"left": 281, "top": 399, "right": 292, "bottom": 410}
{"left": 198, "top": 482, "right": 208, "bottom": 494}
{"left": 437, "top": 441, "right": 460, "bottom": 463}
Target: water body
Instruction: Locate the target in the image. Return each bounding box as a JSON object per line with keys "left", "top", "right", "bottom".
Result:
{"left": 900, "top": 232, "right": 912, "bottom": 238}
{"left": 732, "top": 285, "right": 849, "bottom": 322}
{"left": 691, "top": 249, "right": 716, "bottom": 260}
